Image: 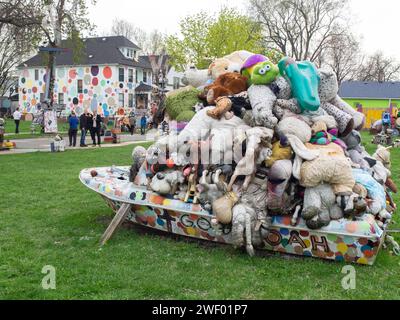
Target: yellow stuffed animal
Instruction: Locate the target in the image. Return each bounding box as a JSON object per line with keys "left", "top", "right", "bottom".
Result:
{"left": 265, "top": 137, "right": 293, "bottom": 168}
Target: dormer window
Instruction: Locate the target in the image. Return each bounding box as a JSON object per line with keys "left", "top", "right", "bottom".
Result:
{"left": 119, "top": 47, "right": 136, "bottom": 59}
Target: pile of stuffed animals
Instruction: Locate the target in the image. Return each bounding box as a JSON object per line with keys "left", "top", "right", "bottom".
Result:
{"left": 129, "top": 50, "right": 397, "bottom": 256}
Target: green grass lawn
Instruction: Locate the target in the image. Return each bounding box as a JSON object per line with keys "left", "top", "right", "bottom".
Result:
{"left": 3, "top": 120, "right": 70, "bottom": 140}
{"left": 0, "top": 135, "right": 399, "bottom": 300}
{"left": 3, "top": 120, "right": 138, "bottom": 140}
{"left": 4, "top": 119, "right": 33, "bottom": 133}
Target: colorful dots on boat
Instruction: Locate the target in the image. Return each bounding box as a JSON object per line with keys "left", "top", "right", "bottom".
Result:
{"left": 337, "top": 243, "right": 348, "bottom": 254}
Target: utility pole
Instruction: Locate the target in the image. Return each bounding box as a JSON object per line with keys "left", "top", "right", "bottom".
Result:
{"left": 40, "top": 3, "right": 64, "bottom": 134}
{"left": 42, "top": 3, "right": 62, "bottom": 107}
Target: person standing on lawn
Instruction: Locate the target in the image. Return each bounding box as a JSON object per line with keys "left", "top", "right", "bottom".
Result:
{"left": 13, "top": 108, "right": 22, "bottom": 134}
{"left": 90, "top": 110, "right": 103, "bottom": 147}
{"left": 68, "top": 111, "right": 79, "bottom": 147}
{"left": 86, "top": 111, "right": 94, "bottom": 145}
{"left": 140, "top": 115, "right": 147, "bottom": 135}
{"left": 79, "top": 111, "right": 88, "bottom": 147}
{"left": 128, "top": 112, "right": 136, "bottom": 135}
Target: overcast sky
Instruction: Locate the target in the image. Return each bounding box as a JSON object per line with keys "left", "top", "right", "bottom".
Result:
{"left": 88, "top": 0, "right": 400, "bottom": 58}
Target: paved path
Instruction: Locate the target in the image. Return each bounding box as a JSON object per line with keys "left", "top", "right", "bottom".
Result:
{"left": 0, "top": 131, "right": 157, "bottom": 155}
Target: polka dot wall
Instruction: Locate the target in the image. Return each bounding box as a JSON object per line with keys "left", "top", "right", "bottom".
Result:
{"left": 19, "top": 65, "right": 138, "bottom": 116}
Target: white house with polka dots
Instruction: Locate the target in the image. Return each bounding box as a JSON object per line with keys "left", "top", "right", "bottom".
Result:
{"left": 17, "top": 36, "right": 154, "bottom": 116}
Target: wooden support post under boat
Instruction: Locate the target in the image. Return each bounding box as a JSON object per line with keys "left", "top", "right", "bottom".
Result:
{"left": 100, "top": 203, "right": 131, "bottom": 246}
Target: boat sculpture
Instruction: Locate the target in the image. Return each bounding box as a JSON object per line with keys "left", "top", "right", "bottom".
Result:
{"left": 80, "top": 55, "right": 397, "bottom": 266}
{"left": 80, "top": 166, "right": 388, "bottom": 265}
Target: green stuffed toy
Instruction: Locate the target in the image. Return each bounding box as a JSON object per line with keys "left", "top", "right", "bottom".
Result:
{"left": 165, "top": 86, "right": 201, "bottom": 122}
{"left": 241, "top": 54, "right": 281, "bottom": 129}
{"left": 241, "top": 54, "right": 279, "bottom": 86}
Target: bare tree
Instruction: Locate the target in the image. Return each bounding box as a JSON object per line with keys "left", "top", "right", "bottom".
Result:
{"left": 0, "top": 1, "right": 43, "bottom": 29}
{"left": 0, "top": 0, "right": 96, "bottom": 105}
{"left": 110, "top": 19, "right": 165, "bottom": 55}
{"left": 0, "top": 24, "right": 36, "bottom": 96}
{"left": 111, "top": 18, "right": 138, "bottom": 42}
{"left": 250, "top": 0, "right": 349, "bottom": 62}
{"left": 320, "top": 31, "right": 362, "bottom": 84}
{"left": 356, "top": 52, "right": 400, "bottom": 82}
{"left": 146, "top": 30, "right": 166, "bottom": 55}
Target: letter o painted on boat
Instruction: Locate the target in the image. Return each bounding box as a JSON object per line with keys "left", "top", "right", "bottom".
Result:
{"left": 181, "top": 215, "right": 194, "bottom": 228}
{"left": 197, "top": 217, "right": 212, "bottom": 231}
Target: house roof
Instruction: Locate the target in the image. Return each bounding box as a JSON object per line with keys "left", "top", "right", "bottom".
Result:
{"left": 339, "top": 81, "right": 400, "bottom": 99}
{"left": 135, "top": 82, "right": 153, "bottom": 92}
{"left": 141, "top": 54, "right": 171, "bottom": 73}
{"left": 137, "top": 56, "right": 153, "bottom": 70}
{"left": 19, "top": 36, "right": 152, "bottom": 69}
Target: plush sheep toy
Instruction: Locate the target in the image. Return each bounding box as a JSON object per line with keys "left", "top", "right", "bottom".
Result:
{"left": 352, "top": 168, "right": 391, "bottom": 226}
{"left": 302, "top": 184, "right": 344, "bottom": 230}
{"left": 129, "top": 146, "right": 147, "bottom": 182}
{"left": 299, "top": 142, "right": 355, "bottom": 195}
{"left": 276, "top": 113, "right": 355, "bottom": 196}
{"left": 181, "top": 66, "right": 212, "bottom": 88}
{"left": 267, "top": 159, "right": 294, "bottom": 214}
{"left": 342, "top": 130, "right": 371, "bottom": 170}
{"left": 231, "top": 167, "right": 270, "bottom": 256}
{"left": 150, "top": 171, "right": 185, "bottom": 196}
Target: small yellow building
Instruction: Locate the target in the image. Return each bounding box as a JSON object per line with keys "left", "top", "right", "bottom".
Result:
{"left": 339, "top": 81, "right": 400, "bottom": 128}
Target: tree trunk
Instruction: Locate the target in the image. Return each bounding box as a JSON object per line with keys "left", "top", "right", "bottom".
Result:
{"left": 47, "top": 50, "right": 56, "bottom": 106}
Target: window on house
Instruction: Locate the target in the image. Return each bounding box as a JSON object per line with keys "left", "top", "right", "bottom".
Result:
{"left": 128, "top": 93, "right": 134, "bottom": 108}
{"left": 134, "top": 51, "right": 137, "bottom": 59}
{"left": 128, "top": 69, "right": 133, "bottom": 83}
{"left": 119, "top": 93, "right": 125, "bottom": 107}
{"left": 119, "top": 68, "right": 124, "bottom": 82}
{"left": 58, "top": 93, "right": 64, "bottom": 105}
{"left": 136, "top": 70, "right": 139, "bottom": 82}
{"left": 143, "top": 71, "right": 147, "bottom": 83}
{"left": 35, "top": 69, "right": 39, "bottom": 81}
{"left": 173, "top": 77, "right": 180, "bottom": 90}
{"left": 77, "top": 80, "right": 83, "bottom": 94}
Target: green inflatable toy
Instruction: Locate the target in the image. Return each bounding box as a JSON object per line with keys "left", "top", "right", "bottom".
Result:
{"left": 241, "top": 54, "right": 279, "bottom": 86}
{"left": 278, "top": 57, "right": 320, "bottom": 112}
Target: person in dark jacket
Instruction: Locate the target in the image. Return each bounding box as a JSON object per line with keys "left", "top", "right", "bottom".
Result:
{"left": 79, "top": 111, "right": 88, "bottom": 147}
{"left": 128, "top": 112, "right": 136, "bottom": 135}
{"left": 140, "top": 115, "right": 147, "bottom": 135}
{"left": 89, "top": 110, "right": 103, "bottom": 147}
{"left": 68, "top": 111, "right": 79, "bottom": 147}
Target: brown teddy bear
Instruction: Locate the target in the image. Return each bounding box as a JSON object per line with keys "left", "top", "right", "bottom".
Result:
{"left": 200, "top": 72, "right": 248, "bottom": 120}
